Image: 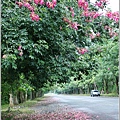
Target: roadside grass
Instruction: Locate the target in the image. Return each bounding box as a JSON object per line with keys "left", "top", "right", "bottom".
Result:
{"left": 1, "top": 96, "right": 45, "bottom": 120}
{"left": 68, "top": 94, "right": 90, "bottom": 96}
{"left": 60, "top": 93, "right": 92, "bottom": 96}
{"left": 101, "top": 93, "right": 119, "bottom": 97}
{"left": 1, "top": 104, "right": 9, "bottom": 110}
{"left": 60, "top": 93, "right": 118, "bottom": 97}
{"left": 2, "top": 100, "right": 37, "bottom": 111}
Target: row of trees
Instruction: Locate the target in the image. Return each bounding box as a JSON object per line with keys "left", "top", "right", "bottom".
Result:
{"left": 2, "top": 0, "right": 119, "bottom": 105}
{"left": 55, "top": 38, "right": 118, "bottom": 94}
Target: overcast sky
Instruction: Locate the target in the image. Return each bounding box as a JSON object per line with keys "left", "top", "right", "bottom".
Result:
{"left": 91, "top": 0, "right": 119, "bottom": 12}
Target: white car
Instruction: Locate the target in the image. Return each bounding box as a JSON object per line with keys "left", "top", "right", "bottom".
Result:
{"left": 91, "top": 90, "right": 100, "bottom": 97}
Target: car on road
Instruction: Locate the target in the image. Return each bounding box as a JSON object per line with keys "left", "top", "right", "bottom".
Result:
{"left": 91, "top": 90, "right": 100, "bottom": 97}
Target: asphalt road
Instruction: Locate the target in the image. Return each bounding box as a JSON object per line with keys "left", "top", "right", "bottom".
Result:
{"left": 47, "top": 93, "right": 119, "bottom": 120}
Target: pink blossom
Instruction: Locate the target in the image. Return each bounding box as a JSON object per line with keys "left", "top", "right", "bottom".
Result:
{"left": 106, "top": 11, "right": 119, "bottom": 22}
{"left": 96, "top": 32, "right": 100, "bottom": 37}
{"left": 83, "top": 2, "right": 88, "bottom": 11}
{"left": 78, "top": 0, "right": 84, "bottom": 7}
{"left": 18, "top": 46, "right": 22, "bottom": 51}
{"left": 19, "top": 51, "right": 23, "bottom": 56}
{"left": 46, "top": 2, "right": 54, "bottom": 9}
{"left": 89, "top": 11, "right": 95, "bottom": 17}
{"left": 109, "top": 31, "right": 118, "bottom": 37}
{"left": 93, "top": 12, "right": 101, "bottom": 19}
{"left": 106, "top": 11, "right": 113, "bottom": 19}
{"left": 82, "top": 9, "right": 101, "bottom": 19}
{"left": 34, "top": 0, "right": 44, "bottom": 5}
{"left": 77, "top": 48, "right": 88, "bottom": 54}
{"left": 78, "top": 0, "right": 88, "bottom": 11}
{"left": 104, "top": 25, "right": 108, "bottom": 30}
{"left": 95, "top": 1, "right": 102, "bottom": 7}
{"left": 16, "top": 1, "right": 23, "bottom": 8}
{"left": 23, "top": 2, "right": 31, "bottom": 8}
{"left": 63, "top": 17, "right": 80, "bottom": 30}
{"left": 70, "top": 7, "right": 74, "bottom": 12}
{"left": 39, "top": 0, "right": 44, "bottom": 5}
{"left": 52, "top": 0, "right": 57, "bottom": 6}
{"left": 34, "top": 0, "right": 40, "bottom": 4}
{"left": 83, "top": 11, "right": 90, "bottom": 17}
{"left": 113, "top": 32, "right": 118, "bottom": 36}
{"left": 80, "top": 48, "right": 88, "bottom": 54}
{"left": 46, "top": 1, "right": 57, "bottom": 9}
{"left": 28, "top": 5, "right": 34, "bottom": 11}
{"left": 70, "top": 22, "right": 80, "bottom": 30}
{"left": 109, "top": 32, "right": 114, "bottom": 37}
{"left": 23, "top": 2, "right": 34, "bottom": 11}
{"left": 60, "top": 26, "right": 62, "bottom": 30}
{"left": 84, "top": 11, "right": 102, "bottom": 19}
{"left": 113, "top": 17, "right": 119, "bottom": 22}
{"left": 95, "top": 0, "right": 109, "bottom": 8}
{"left": 30, "top": 12, "right": 40, "bottom": 21}
{"left": 89, "top": 33, "right": 95, "bottom": 39}
{"left": 104, "top": 26, "right": 112, "bottom": 32}
{"left": 108, "top": 68, "right": 110, "bottom": 70}
{"left": 72, "top": 12, "right": 75, "bottom": 17}
{"left": 112, "top": 12, "right": 119, "bottom": 22}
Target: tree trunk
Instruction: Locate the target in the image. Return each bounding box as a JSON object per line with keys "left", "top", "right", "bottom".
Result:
{"left": 30, "top": 91, "right": 33, "bottom": 100}
{"left": 36, "top": 92, "right": 39, "bottom": 98}
{"left": 116, "top": 77, "right": 119, "bottom": 94}
{"left": 39, "top": 90, "right": 44, "bottom": 97}
{"left": 20, "top": 91, "right": 25, "bottom": 103}
{"left": 87, "top": 84, "right": 90, "bottom": 94}
{"left": 94, "top": 82, "right": 97, "bottom": 90}
{"left": 32, "top": 91, "right": 36, "bottom": 99}
{"left": 9, "top": 93, "right": 14, "bottom": 107}
{"left": 13, "top": 95, "right": 19, "bottom": 105}
{"left": 104, "top": 80, "right": 108, "bottom": 94}
{"left": 25, "top": 91, "right": 27, "bottom": 101}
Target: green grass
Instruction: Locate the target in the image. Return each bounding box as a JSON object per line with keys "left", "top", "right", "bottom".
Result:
{"left": 1, "top": 96, "right": 46, "bottom": 120}
{"left": 19, "top": 100, "right": 37, "bottom": 107}
{"left": 101, "top": 93, "right": 119, "bottom": 97}
{"left": 34, "top": 96, "right": 46, "bottom": 101}
{"left": 1, "top": 96, "right": 45, "bottom": 114}
{"left": 1, "top": 104, "right": 9, "bottom": 110}
{"left": 62, "top": 93, "right": 119, "bottom": 97}
{"left": 1, "top": 100, "right": 37, "bottom": 112}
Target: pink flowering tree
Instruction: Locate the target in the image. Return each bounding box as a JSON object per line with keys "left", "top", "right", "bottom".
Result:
{"left": 1, "top": 0, "right": 119, "bottom": 104}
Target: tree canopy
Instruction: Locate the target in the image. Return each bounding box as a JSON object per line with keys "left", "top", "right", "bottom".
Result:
{"left": 1, "top": 0, "right": 119, "bottom": 104}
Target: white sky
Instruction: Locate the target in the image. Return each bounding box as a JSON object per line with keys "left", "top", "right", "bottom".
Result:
{"left": 91, "top": 0, "right": 119, "bottom": 12}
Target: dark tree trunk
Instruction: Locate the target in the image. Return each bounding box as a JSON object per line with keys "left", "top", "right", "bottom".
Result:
{"left": 20, "top": 91, "right": 25, "bottom": 103}
{"left": 32, "top": 91, "right": 36, "bottom": 99}
{"left": 104, "top": 80, "right": 108, "bottom": 94}
{"left": 116, "top": 77, "right": 119, "bottom": 94}
{"left": 30, "top": 91, "right": 32, "bottom": 100}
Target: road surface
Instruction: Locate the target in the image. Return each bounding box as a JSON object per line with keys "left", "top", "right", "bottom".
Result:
{"left": 46, "top": 93, "right": 119, "bottom": 120}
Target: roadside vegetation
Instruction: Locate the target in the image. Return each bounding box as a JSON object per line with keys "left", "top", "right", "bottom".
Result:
{"left": 1, "top": 97, "right": 45, "bottom": 120}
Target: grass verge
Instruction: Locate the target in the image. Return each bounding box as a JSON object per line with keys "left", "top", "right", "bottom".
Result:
{"left": 1, "top": 96, "right": 45, "bottom": 120}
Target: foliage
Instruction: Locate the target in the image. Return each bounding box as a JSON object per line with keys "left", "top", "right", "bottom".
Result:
{"left": 1, "top": 0, "right": 119, "bottom": 104}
